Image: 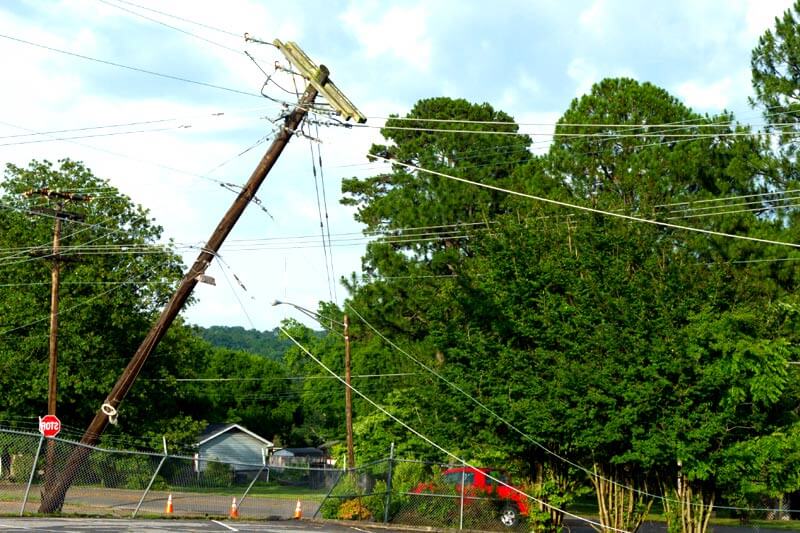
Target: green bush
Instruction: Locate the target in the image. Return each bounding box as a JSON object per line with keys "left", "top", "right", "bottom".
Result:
{"left": 362, "top": 480, "right": 389, "bottom": 520}
{"left": 9, "top": 453, "right": 35, "bottom": 483}
{"left": 337, "top": 498, "right": 372, "bottom": 520}
{"left": 203, "top": 461, "right": 234, "bottom": 487}
{"left": 320, "top": 475, "right": 359, "bottom": 519}
{"left": 89, "top": 454, "right": 156, "bottom": 489}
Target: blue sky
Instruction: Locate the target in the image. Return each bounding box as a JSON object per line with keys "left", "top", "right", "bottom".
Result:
{"left": 0, "top": 0, "right": 793, "bottom": 330}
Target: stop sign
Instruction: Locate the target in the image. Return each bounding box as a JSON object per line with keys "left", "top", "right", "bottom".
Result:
{"left": 39, "top": 414, "right": 61, "bottom": 438}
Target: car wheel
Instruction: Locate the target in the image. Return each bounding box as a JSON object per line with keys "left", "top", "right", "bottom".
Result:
{"left": 500, "top": 505, "right": 519, "bottom": 527}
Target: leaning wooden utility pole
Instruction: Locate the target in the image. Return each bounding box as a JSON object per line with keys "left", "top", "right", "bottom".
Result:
{"left": 40, "top": 40, "right": 365, "bottom": 513}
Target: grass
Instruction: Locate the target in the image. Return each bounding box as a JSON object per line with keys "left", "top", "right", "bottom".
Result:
{"left": 562, "top": 495, "right": 800, "bottom": 531}
{"left": 163, "top": 483, "right": 328, "bottom": 500}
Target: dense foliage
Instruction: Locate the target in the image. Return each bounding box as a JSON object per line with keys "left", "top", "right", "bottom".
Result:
{"left": 7, "top": 7, "right": 800, "bottom": 531}
{"left": 194, "top": 325, "right": 293, "bottom": 361}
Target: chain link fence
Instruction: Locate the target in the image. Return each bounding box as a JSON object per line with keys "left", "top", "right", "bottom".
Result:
{"left": 0, "top": 428, "right": 539, "bottom": 529}
{"left": 315, "top": 456, "right": 535, "bottom": 531}
{"left": 0, "top": 428, "right": 339, "bottom": 519}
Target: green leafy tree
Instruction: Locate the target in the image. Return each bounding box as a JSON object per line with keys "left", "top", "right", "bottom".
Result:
{"left": 0, "top": 159, "right": 200, "bottom": 448}
{"left": 550, "top": 77, "right": 768, "bottom": 211}
{"left": 195, "top": 325, "right": 292, "bottom": 360}
{"left": 752, "top": 0, "right": 800, "bottom": 181}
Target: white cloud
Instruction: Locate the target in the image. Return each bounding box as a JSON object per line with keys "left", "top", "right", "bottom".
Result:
{"left": 515, "top": 111, "right": 562, "bottom": 155}
{"left": 675, "top": 76, "right": 735, "bottom": 111}
{"left": 498, "top": 70, "right": 543, "bottom": 116}
{"left": 1, "top": 0, "right": 792, "bottom": 331}
{"left": 578, "top": 0, "right": 611, "bottom": 37}
{"left": 340, "top": 1, "right": 432, "bottom": 71}
{"left": 743, "top": 0, "right": 794, "bottom": 41}
{"left": 567, "top": 57, "right": 599, "bottom": 97}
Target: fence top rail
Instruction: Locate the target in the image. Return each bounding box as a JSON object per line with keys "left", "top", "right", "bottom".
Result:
{"left": 0, "top": 427, "right": 339, "bottom": 472}
{"left": 394, "top": 457, "right": 461, "bottom": 467}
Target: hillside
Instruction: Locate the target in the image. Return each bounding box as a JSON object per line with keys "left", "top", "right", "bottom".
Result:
{"left": 194, "top": 325, "right": 296, "bottom": 360}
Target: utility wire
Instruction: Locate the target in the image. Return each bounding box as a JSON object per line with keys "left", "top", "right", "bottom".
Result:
{"left": 0, "top": 125, "right": 189, "bottom": 147}
{"left": 314, "top": 122, "right": 338, "bottom": 303}
{"left": 148, "top": 373, "right": 420, "bottom": 382}
{"left": 109, "top": 0, "right": 242, "bottom": 38}
{"left": 0, "top": 32, "right": 261, "bottom": 98}
{"left": 307, "top": 129, "right": 335, "bottom": 302}
{"left": 0, "top": 269, "right": 147, "bottom": 337}
{"left": 279, "top": 324, "right": 626, "bottom": 532}
{"left": 97, "top": 0, "right": 244, "bottom": 55}
{"left": 369, "top": 155, "right": 800, "bottom": 250}
{"left": 347, "top": 304, "right": 795, "bottom": 514}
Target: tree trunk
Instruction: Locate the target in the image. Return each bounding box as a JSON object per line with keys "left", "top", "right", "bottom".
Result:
{"left": 591, "top": 463, "right": 653, "bottom": 533}
{"left": 661, "top": 474, "right": 714, "bottom": 533}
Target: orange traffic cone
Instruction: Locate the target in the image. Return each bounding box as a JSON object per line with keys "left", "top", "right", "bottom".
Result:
{"left": 165, "top": 493, "right": 174, "bottom": 515}
{"left": 293, "top": 499, "right": 302, "bottom": 519}
{"left": 229, "top": 497, "right": 239, "bottom": 519}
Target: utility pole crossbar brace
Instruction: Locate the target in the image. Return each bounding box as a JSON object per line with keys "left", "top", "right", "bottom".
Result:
{"left": 40, "top": 40, "right": 364, "bottom": 513}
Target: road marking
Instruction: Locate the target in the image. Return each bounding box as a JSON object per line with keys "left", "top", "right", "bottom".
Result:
{"left": 211, "top": 520, "right": 238, "bottom": 532}
{"left": 350, "top": 528, "right": 371, "bottom": 533}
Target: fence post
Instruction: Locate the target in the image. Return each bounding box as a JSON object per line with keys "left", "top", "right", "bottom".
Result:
{"left": 312, "top": 467, "right": 343, "bottom": 518}
{"left": 20, "top": 434, "right": 44, "bottom": 516}
{"left": 459, "top": 460, "right": 465, "bottom": 531}
{"left": 239, "top": 454, "right": 268, "bottom": 511}
{"left": 383, "top": 441, "right": 394, "bottom": 523}
{"left": 132, "top": 436, "right": 168, "bottom": 518}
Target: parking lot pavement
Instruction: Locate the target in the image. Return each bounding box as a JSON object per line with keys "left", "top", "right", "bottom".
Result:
{"left": 0, "top": 518, "right": 393, "bottom": 532}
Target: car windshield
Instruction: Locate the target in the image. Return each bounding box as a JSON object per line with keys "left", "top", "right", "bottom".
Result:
{"left": 442, "top": 471, "right": 474, "bottom": 485}
{"left": 484, "top": 471, "right": 509, "bottom": 485}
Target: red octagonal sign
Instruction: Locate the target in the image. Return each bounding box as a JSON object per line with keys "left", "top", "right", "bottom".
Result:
{"left": 39, "top": 414, "right": 61, "bottom": 438}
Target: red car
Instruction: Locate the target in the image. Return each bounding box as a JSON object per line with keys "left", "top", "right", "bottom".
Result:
{"left": 413, "top": 466, "right": 530, "bottom": 527}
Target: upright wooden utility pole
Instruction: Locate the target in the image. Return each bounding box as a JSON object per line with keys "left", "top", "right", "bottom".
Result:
{"left": 47, "top": 209, "right": 62, "bottom": 416}
{"left": 24, "top": 189, "right": 87, "bottom": 417}
{"left": 343, "top": 314, "right": 355, "bottom": 470}
{"left": 24, "top": 189, "right": 88, "bottom": 498}
{"left": 41, "top": 39, "right": 365, "bottom": 512}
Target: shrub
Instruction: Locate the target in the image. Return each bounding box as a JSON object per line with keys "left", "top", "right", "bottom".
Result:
{"left": 9, "top": 453, "right": 34, "bottom": 483}
{"left": 204, "top": 461, "right": 234, "bottom": 487}
{"left": 337, "top": 498, "right": 372, "bottom": 520}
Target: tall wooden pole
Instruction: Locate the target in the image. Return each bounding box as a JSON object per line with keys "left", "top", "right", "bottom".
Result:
{"left": 344, "top": 314, "right": 355, "bottom": 470}
{"left": 39, "top": 67, "right": 330, "bottom": 514}
{"left": 43, "top": 209, "right": 63, "bottom": 497}
{"left": 48, "top": 211, "right": 62, "bottom": 417}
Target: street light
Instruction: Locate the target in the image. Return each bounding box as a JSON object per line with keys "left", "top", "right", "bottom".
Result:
{"left": 273, "top": 300, "right": 355, "bottom": 471}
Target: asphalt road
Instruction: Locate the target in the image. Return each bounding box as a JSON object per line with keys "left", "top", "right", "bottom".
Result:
{"left": 2, "top": 486, "right": 322, "bottom": 520}
{"left": 0, "top": 518, "right": 397, "bottom": 532}
{"left": 0, "top": 517, "right": 794, "bottom": 532}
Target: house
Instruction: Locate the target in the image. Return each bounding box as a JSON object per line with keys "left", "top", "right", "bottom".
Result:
{"left": 269, "top": 447, "right": 325, "bottom": 468}
{"left": 196, "top": 423, "right": 273, "bottom": 473}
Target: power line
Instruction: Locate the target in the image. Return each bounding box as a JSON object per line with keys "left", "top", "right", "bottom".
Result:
{"left": 97, "top": 0, "right": 244, "bottom": 55}
{"left": 667, "top": 202, "right": 800, "bottom": 220}
{"left": 0, "top": 32, "right": 261, "bottom": 98}
{"left": 0, "top": 125, "right": 190, "bottom": 147}
{"left": 278, "top": 324, "right": 623, "bottom": 532}
{"left": 0, "top": 269, "right": 148, "bottom": 337}
{"left": 147, "top": 373, "right": 420, "bottom": 382}
{"left": 108, "top": 0, "right": 242, "bottom": 38}
{"left": 0, "top": 120, "right": 282, "bottom": 217}
{"left": 370, "top": 155, "right": 800, "bottom": 250}
{"left": 0, "top": 118, "right": 176, "bottom": 140}
{"left": 0, "top": 105, "right": 272, "bottom": 140}
{"left": 307, "top": 129, "right": 335, "bottom": 302}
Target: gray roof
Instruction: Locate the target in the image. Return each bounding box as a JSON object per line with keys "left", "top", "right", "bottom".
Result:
{"left": 197, "top": 423, "right": 274, "bottom": 448}
{"left": 273, "top": 447, "right": 324, "bottom": 457}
